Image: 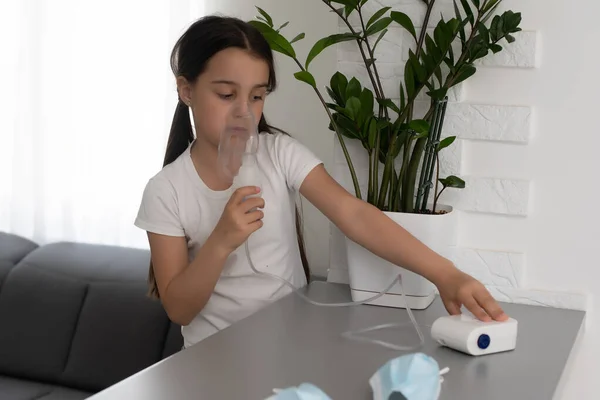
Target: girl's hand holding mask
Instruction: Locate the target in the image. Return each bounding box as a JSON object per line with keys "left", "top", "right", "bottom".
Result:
{"left": 211, "top": 186, "right": 264, "bottom": 254}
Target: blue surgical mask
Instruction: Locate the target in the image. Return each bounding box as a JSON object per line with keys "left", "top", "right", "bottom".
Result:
{"left": 370, "top": 352, "right": 449, "bottom": 400}
{"left": 265, "top": 383, "right": 332, "bottom": 400}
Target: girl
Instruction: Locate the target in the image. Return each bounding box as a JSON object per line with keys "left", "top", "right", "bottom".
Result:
{"left": 134, "top": 15, "right": 508, "bottom": 349}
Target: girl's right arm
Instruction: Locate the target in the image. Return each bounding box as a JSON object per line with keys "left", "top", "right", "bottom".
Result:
{"left": 147, "top": 185, "right": 264, "bottom": 326}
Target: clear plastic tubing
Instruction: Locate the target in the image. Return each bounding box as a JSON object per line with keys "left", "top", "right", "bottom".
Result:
{"left": 244, "top": 239, "right": 424, "bottom": 351}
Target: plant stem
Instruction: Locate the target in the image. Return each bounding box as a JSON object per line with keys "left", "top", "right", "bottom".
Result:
{"left": 419, "top": 98, "right": 447, "bottom": 210}
{"left": 432, "top": 152, "right": 441, "bottom": 212}
{"left": 323, "top": 1, "right": 383, "bottom": 101}
{"left": 398, "top": 135, "right": 412, "bottom": 211}
{"left": 377, "top": 150, "right": 395, "bottom": 209}
{"left": 416, "top": 0, "right": 436, "bottom": 58}
{"left": 388, "top": 168, "right": 399, "bottom": 211}
{"left": 291, "top": 58, "right": 362, "bottom": 199}
{"left": 358, "top": 7, "right": 389, "bottom": 119}
{"left": 406, "top": 0, "right": 435, "bottom": 124}
{"left": 357, "top": 6, "right": 392, "bottom": 206}
{"left": 368, "top": 151, "right": 374, "bottom": 203}
{"left": 402, "top": 137, "right": 427, "bottom": 212}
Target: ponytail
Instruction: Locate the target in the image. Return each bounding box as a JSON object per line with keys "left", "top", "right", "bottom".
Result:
{"left": 164, "top": 99, "right": 194, "bottom": 167}
{"left": 148, "top": 99, "right": 194, "bottom": 299}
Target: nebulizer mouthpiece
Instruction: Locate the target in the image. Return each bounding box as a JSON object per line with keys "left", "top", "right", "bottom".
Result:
{"left": 217, "top": 103, "right": 424, "bottom": 352}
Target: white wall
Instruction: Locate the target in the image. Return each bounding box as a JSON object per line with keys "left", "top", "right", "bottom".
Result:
{"left": 206, "top": 0, "right": 597, "bottom": 397}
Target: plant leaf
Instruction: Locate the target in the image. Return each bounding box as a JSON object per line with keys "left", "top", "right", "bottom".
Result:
{"left": 345, "top": 77, "right": 362, "bottom": 100}
{"left": 306, "top": 33, "right": 358, "bottom": 68}
{"left": 372, "top": 29, "right": 387, "bottom": 55}
{"left": 437, "top": 136, "right": 456, "bottom": 151}
{"left": 482, "top": 0, "right": 501, "bottom": 14}
{"left": 290, "top": 32, "right": 305, "bottom": 44}
{"left": 439, "top": 175, "right": 466, "bottom": 189}
{"left": 330, "top": 72, "right": 349, "bottom": 104}
{"left": 255, "top": 6, "right": 273, "bottom": 27}
{"left": 453, "top": 0, "right": 467, "bottom": 46}
{"left": 452, "top": 64, "right": 476, "bottom": 86}
{"left": 427, "top": 87, "right": 448, "bottom": 100}
{"left": 408, "top": 119, "right": 430, "bottom": 134}
{"left": 329, "top": 0, "right": 359, "bottom": 6}
{"left": 490, "top": 43, "right": 502, "bottom": 53}
{"left": 459, "top": 0, "right": 474, "bottom": 26}
{"left": 433, "top": 18, "right": 450, "bottom": 50}
{"left": 477, "top": 21, "right": 490, "bottom": 44}
{"left": 425, "top": 34, "right": 442, "bottom": 64}
{"left": 399, "top": 83, "right": 406, "bottom": 110}
{"left": 376, "top": 98, "right": 400, "bottom": 114}
{"left": 367, "top": 7, "right": 391, "bottom": 29}
{"left": 294, "top": 71, "right": 316, "bottom": 88}
{"left": 404, "top": 62, "right": 416, "bottom": 100}
{"left": 408, "top": 49, "right": 427, "bottom": 83}
{"left": 344, "top": 5, "right": 354, "bottom": 17}
{"left": 359, "top": 88, "right": 375, "bottom": 122}
{"left": 366, "top": 17, "right": 392, "bottom": 37}
{"left": 390, "top": 11, "right": 417, "bottom": 41}
{"left": 367, "top": 117, "right": 378, "bottom": 149}
{"left": 248, "top": 21, "right": 296, "bottom": 58}
{"left": 345, "top": 96, "right": 362, "bottom": 120}
{"left": 277, "top": 21, "right": 289, "bottom": 32}
{"left": 332, "top": 113, "right": 361, "bottom": 139}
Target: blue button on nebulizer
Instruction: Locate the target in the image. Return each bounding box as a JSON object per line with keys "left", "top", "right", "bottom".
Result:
{"left": 477, "top": 334, "right": 491, "bottom": 349}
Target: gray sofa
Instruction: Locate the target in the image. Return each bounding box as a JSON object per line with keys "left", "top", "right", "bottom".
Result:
{"left": 0, "top": 232, "right": 182, "bottom": 399}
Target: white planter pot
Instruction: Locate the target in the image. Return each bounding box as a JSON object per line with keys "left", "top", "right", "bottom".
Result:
{"left": 346, "top": 204, "right": 458, "bottom": 309}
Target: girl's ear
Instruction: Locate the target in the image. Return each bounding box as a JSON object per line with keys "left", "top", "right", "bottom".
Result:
{"left": 176, "top": 76, "right": 193, "bottom": 106}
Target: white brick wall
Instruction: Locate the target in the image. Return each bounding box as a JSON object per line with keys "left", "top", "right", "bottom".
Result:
{"left": 454, "top": 248, "right": 525, "bottom": 287}
{"left": 476, "top": 31, "right": 540, "bottom": 69}
{"left": 327, "top": 0, "right": 586, "bottom": 310}
{"left": 458, "top": 177, "right": 531, "bottom": 216}
{"left": 444, "top": 103, "right": 533, "bottom": 143}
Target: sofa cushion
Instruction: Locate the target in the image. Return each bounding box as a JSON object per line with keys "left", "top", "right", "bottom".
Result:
{"left": 0, "top": 232, "right": 38, "bottom": 287}
{"left": 0, "top": 239, "right": 182, "bottom": 393}
{"left": 0, "top": 376, "right": 91, "bottom": 400}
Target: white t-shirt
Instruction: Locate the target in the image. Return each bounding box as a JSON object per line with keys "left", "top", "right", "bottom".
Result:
{"left": 134, "top": 131, "right": 323, "bottom": 348}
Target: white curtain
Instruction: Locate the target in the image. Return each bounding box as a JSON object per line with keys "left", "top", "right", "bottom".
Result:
{"left": 0, "top": 0, "right": 204, "bottom": 249}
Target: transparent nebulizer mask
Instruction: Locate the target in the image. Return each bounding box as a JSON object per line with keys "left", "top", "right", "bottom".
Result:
{"left": 217, "top": 103, "right": 424, "bottom": 353}
{"left": 217, "top": 103, "right": 260, "bottom": 190}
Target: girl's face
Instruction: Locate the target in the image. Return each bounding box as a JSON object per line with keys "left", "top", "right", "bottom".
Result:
{"left": 177, "top": 47, "right": 270, "bottom": 149}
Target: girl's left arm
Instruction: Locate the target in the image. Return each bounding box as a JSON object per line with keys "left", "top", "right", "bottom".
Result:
{"left": 300, "top": 164, "right": 508, "bottom": 322}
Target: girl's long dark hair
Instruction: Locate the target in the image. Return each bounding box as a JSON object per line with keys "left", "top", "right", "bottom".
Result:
{"left": 148, "top": 15, "right": 311, "bottom": 298}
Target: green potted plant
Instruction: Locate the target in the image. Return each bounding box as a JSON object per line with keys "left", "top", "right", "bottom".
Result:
{"left": 250, "top": 0, "right": 522, "bottom": 308}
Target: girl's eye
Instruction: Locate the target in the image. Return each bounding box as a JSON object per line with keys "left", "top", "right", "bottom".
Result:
{"left": 219, "top": 94, "right": 233, "bottom": 100}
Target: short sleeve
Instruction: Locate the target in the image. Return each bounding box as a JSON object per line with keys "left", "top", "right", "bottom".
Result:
{"left": 134, "top": 176, "right": 185, "bottom": 237}
{"left": 271, "top": 133, "right": 323, "bottom": 192}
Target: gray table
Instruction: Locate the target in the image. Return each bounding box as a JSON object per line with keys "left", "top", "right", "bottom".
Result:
{"left": 88, "top": 282, "right": 585, "bottom": 400}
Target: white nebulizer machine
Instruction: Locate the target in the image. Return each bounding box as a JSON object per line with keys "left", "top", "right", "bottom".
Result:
{"left": 217, "top": 103, "right": 424, "bottom": 352}
{"left": 431, "top": 314, "right": 518, "bottom": 356}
